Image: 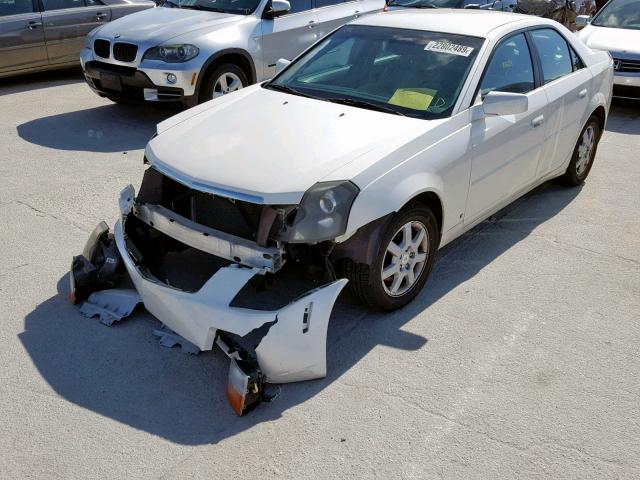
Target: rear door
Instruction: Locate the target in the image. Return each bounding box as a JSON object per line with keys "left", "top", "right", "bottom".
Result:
{"left": 314, "top": 0, "right": 359, "bottom": 40}
{"left": 466, "top": 32, "right": 548, "bottom": 223}
{"left": 260, "top": 0, "right": 320, "bottom": 79}
{"left": 41, "top": 0, "right": 111, "bottom": 65}
{"left": 528, "top": 28, "right": 592, "bottom": 175}
{"left": 0, "top": 0, "right": 47, "bottom": 73}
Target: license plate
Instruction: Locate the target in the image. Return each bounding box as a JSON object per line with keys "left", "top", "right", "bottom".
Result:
{"left": 100, "top": 72, "right": 122, "bottom": 92}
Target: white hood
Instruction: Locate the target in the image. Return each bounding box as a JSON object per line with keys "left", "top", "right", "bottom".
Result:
{"left": 146, "top": 85, "right": 428, "bottom": 204}
{"left": 96, "top": 7, "right": 239, "bottom": 44}
{"left": 578, "top": 25, "right": 640, "bottom": 55}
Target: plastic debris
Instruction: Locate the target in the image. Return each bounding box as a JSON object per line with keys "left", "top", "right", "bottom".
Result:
{"left": 153, "top": 325, "right": 201, "bottom": 355}
{"left": 80, "top": 288, "right": 141, "bottom": 326}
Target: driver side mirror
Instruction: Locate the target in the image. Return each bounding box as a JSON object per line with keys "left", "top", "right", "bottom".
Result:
{"left": 483, "top": 91, "right": 528, "bottom": 116}
{"left": 265, "top": 0, "right": 290, "bottom": 18}
{"left": 275, "top": 58, "right": 291, "bottom": 73}
{"left": 575, "top": 15, "right": 591, "bottom": 30}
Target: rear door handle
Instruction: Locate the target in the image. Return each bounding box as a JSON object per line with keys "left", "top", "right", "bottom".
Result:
{"left": 308, "top": 20, "right": 316, "bottom": 28}
{"left": 27, "top": 20, "right": 42, "bottom": 29}
{"left": 95, "top": 12, "right": 108, "bottom": 20}
{"left": 578, "top": 88, "right": 588, "bottom": 98}
{"left": 354, "top": 10, "right": 360, "bottom": 16}
{"left": 532, "top": 115, "right": 545, "bottom": 128}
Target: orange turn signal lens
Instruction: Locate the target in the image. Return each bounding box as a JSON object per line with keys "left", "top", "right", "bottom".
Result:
{"left": 226, "top": 358, "right": 262, "bottom": 415}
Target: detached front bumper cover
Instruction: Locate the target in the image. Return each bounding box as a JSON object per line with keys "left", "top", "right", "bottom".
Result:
{"left": 70, "top": 185, "right": 348, "bottom": 414}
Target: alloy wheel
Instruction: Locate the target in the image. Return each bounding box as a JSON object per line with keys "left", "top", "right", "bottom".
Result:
{"left": 381, "top": 221, "right": 429, "bottom": 297}
{"left": 212, "top": 72, "right": 243, "bottom": 99}
{"left": 576, "top": 125, "right": 596, "bottom": 176}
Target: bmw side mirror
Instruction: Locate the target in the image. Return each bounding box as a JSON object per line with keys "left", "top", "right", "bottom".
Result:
{"left": 576, "top": 15, "right": 591, "bottom": 30}
{"left": 266, "top": 0, "right": 291, "bottom": 18}
{"left": 275, "top": 58, "right": 291, "bottom": 73}
{"left": 482, "top": 91, "right": 528, "bottom": 116}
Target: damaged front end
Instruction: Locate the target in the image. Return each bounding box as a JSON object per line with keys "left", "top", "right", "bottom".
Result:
{"left": 71, "top": 167, "right": 349, "bottom": 414}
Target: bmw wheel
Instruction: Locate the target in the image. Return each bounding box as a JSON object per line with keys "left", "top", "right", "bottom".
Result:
{"left": 199, "top": 63, "right": 247, "bottom": 103}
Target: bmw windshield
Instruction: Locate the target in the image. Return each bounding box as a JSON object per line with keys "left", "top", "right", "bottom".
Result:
{"left": 266, "top": 25, "right": 484, "bottom": 119}
{"left": 591, "top": 0, "right": 640, "bottom": 30}
{"left": 163, "top": 0, "right": 260, "bottom": 14}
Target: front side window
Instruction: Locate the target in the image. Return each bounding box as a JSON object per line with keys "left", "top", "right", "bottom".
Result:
{"left": 592, "top": 0, "right": 640, "bottom": 30}
{"left": 315, "top": 0, "right": 345, "bottom": 7}
{"left": 41, "top": 0, "right": 84, "bottom": 10}
{"left": 530, "top": 29, "right": 573, "bottom": 84}
{"left": 0, "top": 0, "right": 34, "bottom": 16}
{"left": 266, "top": 25, "right": 484, "bottom": 119}
{"left": 286, "top": 0, "right": 312, "bottom": 13}
{"left": 480, "top": 33, "right": 534, "bottom": 96}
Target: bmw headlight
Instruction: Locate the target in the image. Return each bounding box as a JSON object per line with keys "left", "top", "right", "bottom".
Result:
{"left": 143, "top": 44, "right": 199, "bottom": 63}
{"left": 280, "top": 181, "right": 359, "bottom": 243}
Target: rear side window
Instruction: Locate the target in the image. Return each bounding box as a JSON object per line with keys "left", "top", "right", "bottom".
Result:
{"left": 315, "top": 0, "right": 345, "bottom": 6}
{"left": 480, "top": 33, "right": 535, "bottom": 96}
{"left": 0, "top": 0, "right": 34, "bottom": 16}
{"left": 530, "top": 29, "right": 573, "bottom": 84}
{"left": 287, "top": 0, "right": 312, "bottom": 13}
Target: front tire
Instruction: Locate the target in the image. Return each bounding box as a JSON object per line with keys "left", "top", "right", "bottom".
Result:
{"left": 561, "top": 115, "right": 601, "bottom": 186}
{"left": 342, "top": 204, "right": 439, "bottom": 311}
{"left": 199, "top": 63, "right": 247, "bottom": 103}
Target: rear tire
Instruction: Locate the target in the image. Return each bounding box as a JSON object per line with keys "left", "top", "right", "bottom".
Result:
{"left": 199, "top": 63, "right": 247, "bottom": 104}
{"left": 342, "top": 204, "right": 439, "bottom": 311}
{"left": 560, "top": 115, "right": 601, "bottom": 186}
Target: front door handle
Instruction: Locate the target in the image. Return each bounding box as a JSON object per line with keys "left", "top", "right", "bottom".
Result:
{"left": 95, "top": 12, "right": 108, "bottom": 20}
{"left": 308, "top": 20, "right": 316, "bottom": 28}
{"left": 578, "top": 88, "right": 588, "bottom": 98}
{"left": 532, "top": 115, "right": 545, "bottom": 128}
{"left": 354, "top": 10, "right": 360, "bottom": 16}
{"left": 27, "top": 20, "right": 42, "bottom": 29}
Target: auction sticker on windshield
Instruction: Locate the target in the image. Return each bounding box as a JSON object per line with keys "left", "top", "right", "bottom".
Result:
{"left": 424, "top": 41, "right": 474, "bottom": 57}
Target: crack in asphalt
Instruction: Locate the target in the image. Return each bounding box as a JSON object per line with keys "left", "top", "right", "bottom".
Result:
{"left": 14, "top": 200, "right": 90, "bottom": 234}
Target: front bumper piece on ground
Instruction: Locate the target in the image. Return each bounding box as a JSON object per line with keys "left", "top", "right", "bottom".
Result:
{"left": 70, "top": 186, "right": 348, "bottom": 415}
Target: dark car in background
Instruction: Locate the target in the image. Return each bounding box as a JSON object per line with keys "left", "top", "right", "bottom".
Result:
{"left": 0, "top": 0, "right": 154, "bottom": 78}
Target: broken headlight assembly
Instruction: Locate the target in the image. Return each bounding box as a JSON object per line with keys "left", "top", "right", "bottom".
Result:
{"left": 279, "top": 181, "right": 359, "bottom": 243}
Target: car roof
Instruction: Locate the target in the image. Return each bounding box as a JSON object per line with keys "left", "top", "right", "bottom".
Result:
{"left": 353, "top": 9, "right": 538, "bottom": 38}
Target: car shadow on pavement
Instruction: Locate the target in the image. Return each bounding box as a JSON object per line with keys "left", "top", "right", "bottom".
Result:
{"left": 16, "top": 103, "right": 179, "bottom": 153}
{"left": 18, "top": 181, "right": 582, "bottom": 445}
{"left": 0, "top": 67, "right": 84, "bottom": 96}
{"left": 607, "top": 100, "right": 640, "bottom": 135}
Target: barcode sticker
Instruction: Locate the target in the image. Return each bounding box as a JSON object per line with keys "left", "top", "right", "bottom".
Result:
{"left": 424, "top": 41, "right": 474, "bottom": 57}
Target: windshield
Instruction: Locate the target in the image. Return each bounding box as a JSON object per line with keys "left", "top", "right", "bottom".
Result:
{"left": 386, "top": 0, "right": 464, "bottom": 7}
{"left": 266, "top": 25, "right": 484, "bottom": 119}
{"left": 592, "top": 0, "right": 640, "bottom": 30}
{"left": 162, "top": 0, "right": 260, "bottom": 15}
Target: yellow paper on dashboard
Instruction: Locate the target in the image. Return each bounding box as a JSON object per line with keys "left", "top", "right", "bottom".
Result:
{"left": 388, "top": 88, "right": 436, "bottom": 111}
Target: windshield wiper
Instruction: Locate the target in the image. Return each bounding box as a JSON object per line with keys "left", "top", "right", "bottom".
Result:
{"left": 325, "top": 98, "right": 406, "bottom": 116}
{"left": 265, "top": 83, "right": 316, "bottom": 99}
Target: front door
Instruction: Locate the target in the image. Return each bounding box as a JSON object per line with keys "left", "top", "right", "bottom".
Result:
{"left": 466, "top": 32, "right": 547, "bottom": 223}
{"left": 41, "top": 0, "right": 111, "bottom": 65}
{"left": 314, "top": 0, "right": 359, "bottom": 40}
{"left": 0, "top": 0, "right": 47, "bottom": 74}
{"left": 260, "top": 0, "right": 319, "bottom": 79}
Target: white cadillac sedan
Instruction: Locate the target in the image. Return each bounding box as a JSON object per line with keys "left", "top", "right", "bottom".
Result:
{"left": 72, "top": 10, "right": 612, "bottom": 413}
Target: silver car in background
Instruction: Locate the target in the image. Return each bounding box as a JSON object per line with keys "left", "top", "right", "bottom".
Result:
{"left": 79, "top": 0, "right": 384, "bottom": 106}
{"left": 0, "top": 0, "right": 154, "bottom": 78}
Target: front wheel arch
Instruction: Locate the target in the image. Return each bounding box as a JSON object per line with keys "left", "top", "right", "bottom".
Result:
{"left": 195, "top": 50, "right": 256, "bottom": 97}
